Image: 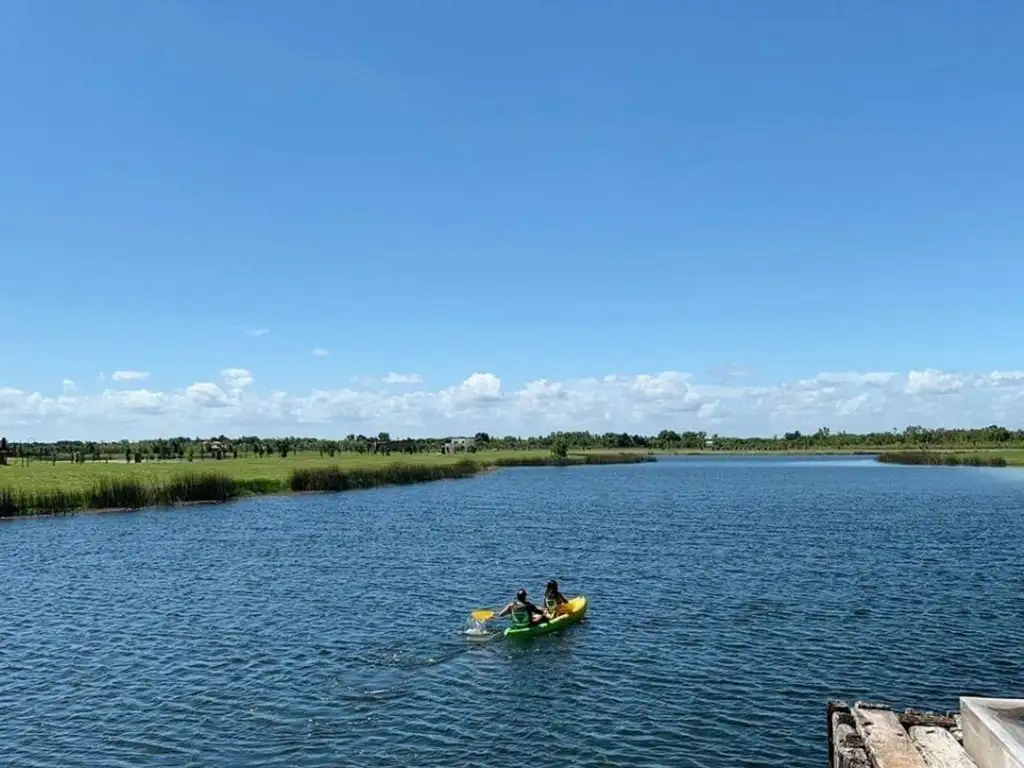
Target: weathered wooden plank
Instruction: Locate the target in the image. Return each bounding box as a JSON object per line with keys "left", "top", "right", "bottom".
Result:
{"left": 853, "top": 705, "right": 929, "bottom": 768}
{"left": 899, "top": 711, "right": 961, "bottom": 730}
{"left": 830, "top": 701, "right": 853, "bottom": 768}
{"left": 833, "top": 712, "right": 871, "bottom": 768}
{"left": 909, "top": 725, "right": 978, "bottom": 768}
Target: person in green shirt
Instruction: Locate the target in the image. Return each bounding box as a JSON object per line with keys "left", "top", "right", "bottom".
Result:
{"left": 497, "top": 588, "right": 547, "bottom": 627}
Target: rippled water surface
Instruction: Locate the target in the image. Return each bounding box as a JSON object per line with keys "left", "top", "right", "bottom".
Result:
{"left": 2, "top": 456, "right": 1023, "bottom": 766}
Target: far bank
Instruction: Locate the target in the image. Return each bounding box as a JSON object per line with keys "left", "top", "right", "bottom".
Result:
{"left": 0, "top": 450, "right": 655, "bottom": 519}
{"left": 653, "top": 447, "right": 1024, "bottom": 467}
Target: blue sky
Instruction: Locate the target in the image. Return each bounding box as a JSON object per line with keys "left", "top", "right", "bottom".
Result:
{"left": 3, "top": 1, "right": 1024, "bottom": 438}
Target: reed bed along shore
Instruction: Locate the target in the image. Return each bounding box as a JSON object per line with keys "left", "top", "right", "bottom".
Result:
{"left": 289, "top": 459, "right": 481, "bottom": 493}
{"left": 0, "top": 451, "right": 654, "bottom": 518}
{"left": 0, "top": 474, "right": 283, "bottom": 518}
{"left": 489, "top": 452, "right": 654, "bottom": 467}
{"left": 876, "top": 450, "right": 1011, "bottom": 467}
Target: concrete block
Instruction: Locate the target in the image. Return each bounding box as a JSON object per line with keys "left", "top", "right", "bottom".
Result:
{"left": 960, "top": 697, "right": 1024, "bottom": 768}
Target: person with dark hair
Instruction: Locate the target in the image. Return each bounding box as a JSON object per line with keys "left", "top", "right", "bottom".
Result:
{"left": 497, "top": 588, "right": 547, "bottom": 628}
{"left": 543, "top": 579, "right": 569, "bottom": 617}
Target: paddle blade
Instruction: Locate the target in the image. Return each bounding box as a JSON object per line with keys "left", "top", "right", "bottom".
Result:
{"left": 471, "top": 609, "right": 495, "bottom": 621}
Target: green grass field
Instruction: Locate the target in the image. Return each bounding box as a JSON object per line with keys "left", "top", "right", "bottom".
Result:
{"left": 971, "top": 449, "right": 1024, "bottom": 465}
{"left": 0, "top": 450, "right": 555, "bottom": 495}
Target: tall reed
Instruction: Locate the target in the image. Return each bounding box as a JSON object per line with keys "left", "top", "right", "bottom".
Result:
{"left": 877, "top": 451, "right": 1007, "bottom": 467}
{"left": 490, "top": 452, "right": 656, "bottom": 468}
{"left": 0, "top": 487, "right": 83, "bottom": 517}
{"left": 578, "top": 452, "right": 656, "bottom": 465}
{"left": 290, "top": 459, "right": 480, "bottom": 492}
{"left": 0, "top": 471, "right": 270, "bottom": 518}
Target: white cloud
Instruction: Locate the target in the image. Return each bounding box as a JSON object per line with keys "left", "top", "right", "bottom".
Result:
{"left": 905, "top": 368, "right": 970, "bottom": 396}
{"left": 347, "top": 373, "right": 424, "bottom": 385}
{"left": 312, "top": 348, "right": 330, "bottom": 357}
{"left": 2, "top": 368, "right": 1024, "bottom": 441}
{"left": 187, "top": 382, "right": 233, "bottom": 409}
{"left": 111, "top": 370, "right": 150, "bottom": 382}
{"left": 62, "top": 379, "right": 77, "bottom": 393}
{"left": 99, "top": 388, "right": 168, "bottom": 415}
{"left": 985, "top": 370, "right": 1024, "bottom": 387}
{"left": 812, "top": 371, "right": 897, "bottom": 386}
{"left": 382, "top": 372, "right": 423, "bottom": 384}
{"left": 220, "top": 368, "right": 254, "bottom": 389}
{"left": 0, "top": 387, "right": 26, "bottom": 408}
{"left": 246, "top": 328, "right": 270, "bottom": 337}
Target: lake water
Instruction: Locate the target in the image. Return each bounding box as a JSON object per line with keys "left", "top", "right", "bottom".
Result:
{"left": 1, "top": 456, "right": 1022, "bottom": 767}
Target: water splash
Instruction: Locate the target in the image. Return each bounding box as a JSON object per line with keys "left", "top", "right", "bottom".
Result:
{"left": 463, "top": 616, "right": 502, "bottom": 642}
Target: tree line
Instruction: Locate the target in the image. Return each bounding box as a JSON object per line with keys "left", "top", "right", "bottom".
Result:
{"left": 2, "top": 425, "right": 1024, "bottom": 465}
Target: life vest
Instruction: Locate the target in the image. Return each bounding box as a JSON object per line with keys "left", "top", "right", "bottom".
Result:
{"left": 545, "top": 594, "right": 568, "bottom": 616}
{"left": 510, "top": 603, "right": 532, "bottom": 628}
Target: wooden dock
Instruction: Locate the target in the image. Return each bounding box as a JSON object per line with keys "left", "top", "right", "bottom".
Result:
{"left": 829, "top": 700, "right": 977, "bottom": 768}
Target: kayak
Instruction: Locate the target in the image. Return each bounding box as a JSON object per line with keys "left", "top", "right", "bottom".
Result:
{"left": 504, "top": 595, "right": 588, "bottom": 638}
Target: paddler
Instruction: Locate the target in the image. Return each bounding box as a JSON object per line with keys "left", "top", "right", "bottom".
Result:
{"left": 497, "top": 588, "right": 548, "bottom": 627}
{"left": 543, "top": 579, "right": 569, "bottom": 617}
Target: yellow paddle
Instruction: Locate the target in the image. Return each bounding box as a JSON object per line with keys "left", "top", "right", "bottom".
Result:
{"left": 470, "top": 609, "right": 497, "bottom": 621}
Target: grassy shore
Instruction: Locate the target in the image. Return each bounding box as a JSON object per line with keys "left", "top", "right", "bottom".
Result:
{"left": 657, "top": 446, "right": 1024, "bottom": 467}
{"left": 0, "top": 450, "right": 654, "bottom": 518}
{"left": 875, "top": 450, "right": 1024, "bottom": 467}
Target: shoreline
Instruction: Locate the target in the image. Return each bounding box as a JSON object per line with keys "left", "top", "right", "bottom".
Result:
{"left": 654, "top": 448, "right": 1023, "bottom": 467}
{"left": 652, "top": 449, "right": 883, "bottom": 456}
{"left": 0, "top": 452, "right": 656, "bottom": 520}
{"left": 875, "top": 450, "right": 1013, "bottom": 467}
{"left": 0, "top": 483, "right": 466, "bottom": 524}
{"left": 6, "top": 446, "right": 1021, "bottom": 520}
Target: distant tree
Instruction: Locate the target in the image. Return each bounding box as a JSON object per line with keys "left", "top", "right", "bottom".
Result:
{"left": 0, "top": 437, "right": 8, "bottom": 466}
{"left": 550, "top": 439, "right": 568, "bottom": 459}
{"left": 657, "top": 429, "right": 681, "bottom": 445}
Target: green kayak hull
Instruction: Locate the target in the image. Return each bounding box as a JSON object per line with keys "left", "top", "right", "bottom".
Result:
{"left": 504, "top": 596, "right": 588, "bottom": 638}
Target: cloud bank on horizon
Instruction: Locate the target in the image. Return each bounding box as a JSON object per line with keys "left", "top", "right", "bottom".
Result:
{"left": 2, "top": 367, "right": 1024, "bottom": 441}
